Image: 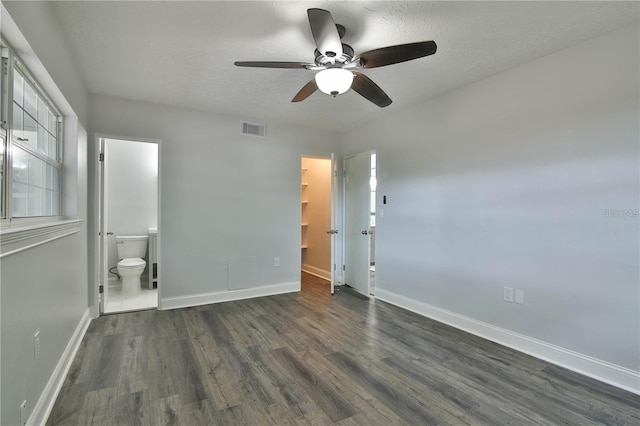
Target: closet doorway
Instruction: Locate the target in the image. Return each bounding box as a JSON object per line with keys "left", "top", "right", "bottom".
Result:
{"left": 301, "top": 156, "right": 337, "bottom": 294}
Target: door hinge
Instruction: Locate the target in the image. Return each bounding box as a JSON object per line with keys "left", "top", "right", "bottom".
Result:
{"left": 342, "top": 265, "right": 346, "bottom": 271}
{"left": 333, "top": 170, "right": 337, "bottom": 177}
{"left": 99, "top": 153, "right": 104, "bottom": 161}
{"left": 99, "top": 284, "right": 104, "bottom": 294}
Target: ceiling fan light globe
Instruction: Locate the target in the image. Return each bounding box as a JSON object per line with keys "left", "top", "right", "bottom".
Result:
{"left": 315, "top": 68, "right": 354, "bottom": 96}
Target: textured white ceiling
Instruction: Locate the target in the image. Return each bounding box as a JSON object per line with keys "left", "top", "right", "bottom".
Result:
{"left": 49, "top": 1, "right": 639, "bottom": 132}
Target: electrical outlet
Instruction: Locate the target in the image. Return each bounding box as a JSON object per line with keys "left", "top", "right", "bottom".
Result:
{"left": 274, "top": 257, "right": 280, "bottom": 267}
{"left": 20, "top": 400, "right": 27, "bottom": 425}
{"left": 503, "top": 287, "right": 514, "bottom": 302}
{"left": 515, "top": 289, "right": 525, "bottom": 305}
{"left": 34, "top": 331, "right": 40, "bottom": 360}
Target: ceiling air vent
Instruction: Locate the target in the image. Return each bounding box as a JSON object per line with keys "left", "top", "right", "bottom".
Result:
{"left": 241, "top": 122, "right": 266, "bottom": 138}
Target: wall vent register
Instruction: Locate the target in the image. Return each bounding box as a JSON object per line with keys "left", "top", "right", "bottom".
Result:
{"left": 241, "top": 122, "right": 266, "bottom": 138}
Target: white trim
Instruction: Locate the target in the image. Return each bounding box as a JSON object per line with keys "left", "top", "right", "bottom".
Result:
{"left": 302, "top": 264, "right": 331, "bottom": 281}
{"left": 28, "top": 308, "right": 92, "bottom": 426}
{"left": 160, "top": 281, "right": 300, "bottom": 310}
{"left": 94, "top": 134, "right": 162, "bottom": 316}
{"left": 0, "top": 219, "right": 82, "bottom": 258}
{"left": 376, "top": 288, "right": 640, "bottom": 395}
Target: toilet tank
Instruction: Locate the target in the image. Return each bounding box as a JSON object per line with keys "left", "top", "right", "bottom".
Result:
{"left": 116, "top": 235, "right": 148, "bottom": 259}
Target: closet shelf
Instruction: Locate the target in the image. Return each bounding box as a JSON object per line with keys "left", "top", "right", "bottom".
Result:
{"left": 301, "top": 223, "right": 309, "bottom": 227}
{"left": 301, "top": 245, "right": 308, "bottom": 249}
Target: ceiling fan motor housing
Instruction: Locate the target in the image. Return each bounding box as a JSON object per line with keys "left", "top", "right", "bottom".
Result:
{"left": 314, "top": 43, "right": 354, "bottom": 67}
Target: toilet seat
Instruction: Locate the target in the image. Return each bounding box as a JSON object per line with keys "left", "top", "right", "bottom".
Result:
{"left": 117, "top": 258, "right": 146, "bottom": 269}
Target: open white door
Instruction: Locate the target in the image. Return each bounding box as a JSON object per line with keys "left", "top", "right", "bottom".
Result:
{"left": 330, "top": 153, "right": 338, "bottom": 294}
{"left": 98, "top": 138, "right": 108, "bottom": 313}
{"left": 343, "top": 151, "right": 372, "bottom": 296}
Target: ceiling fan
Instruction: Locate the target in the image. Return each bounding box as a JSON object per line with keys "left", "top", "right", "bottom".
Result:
{"left": 234, "top": 8, "right": 437, "bottom": 108}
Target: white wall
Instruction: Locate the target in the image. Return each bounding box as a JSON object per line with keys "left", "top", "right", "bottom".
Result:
{"left": 1, "top": 3, "right": 90, "bottom": 425}
{"left": 105, "top": 138, "right": 158, "bottom": 273}
{"left": 89, "top": 95, "right": 339, "bottom": 305}
{"left": 340, "top": 23, "right": 639, "bottom": 387}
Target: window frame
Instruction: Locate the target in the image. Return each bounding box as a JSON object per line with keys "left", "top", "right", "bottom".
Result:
{"left": 1, "top": 38, "right": 64, "bottom": 226}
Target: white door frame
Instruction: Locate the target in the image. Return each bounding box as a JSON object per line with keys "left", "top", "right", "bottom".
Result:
{"left": 98, "top": 137, "right": 108, "bottom": 313}
{"left": 330, "top": 153, "right": 338, "bottom": 295}
{"left": 96, "top": 134, "right": 162, "bottom": 314}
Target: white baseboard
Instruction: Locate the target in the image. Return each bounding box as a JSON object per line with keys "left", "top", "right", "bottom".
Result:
{"left": 28, "top": 308, "right": 92, "bottom": 426}
{"left": 376, "top": 289, "right": 640, "bottom": 395}
{"left": 302, "top": 264, "right": 331, "bottom": 281}
{"left": 160, "top": 281, "right": 300, "bottom": 310}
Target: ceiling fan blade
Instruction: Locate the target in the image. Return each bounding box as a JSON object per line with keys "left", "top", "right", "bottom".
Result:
{"left": 351, "top": 72, "right": 392, "bottom": 108}
{"left": 357, "top": 41, "right": 437, "bottom": 68}
{"left": 234, "top": 61, "right": 312, "bottom": 69}
{"left": 307, "top": 8, "right": 343, "bottom": 59}
{"left": 291, "top": 80, "right": 318, "bottom": 102}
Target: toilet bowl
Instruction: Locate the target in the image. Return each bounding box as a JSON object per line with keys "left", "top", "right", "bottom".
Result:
{"left": 117, "top": 258, "right": 147, "bottom": 296}
{"left": 115, "top": 235, "right": 148, "bottom": 296}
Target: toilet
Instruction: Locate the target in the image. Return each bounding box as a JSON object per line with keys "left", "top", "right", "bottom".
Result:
{"left": 116, "top": 235, "right": 148, "bottom": 296}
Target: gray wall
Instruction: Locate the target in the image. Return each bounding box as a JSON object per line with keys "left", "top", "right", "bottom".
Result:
{"left": 340, "top": 23, "right": 640, "bottom": 371}
{"left": 1, "top": 230, "right": 88, "bottom": 425}
{"left": 89, "top": 95, "right": 340, "bottom": 301}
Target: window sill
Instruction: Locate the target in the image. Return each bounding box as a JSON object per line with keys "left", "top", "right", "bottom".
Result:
{"left": 0, "top": 219, "right": 83, "bottom": 258}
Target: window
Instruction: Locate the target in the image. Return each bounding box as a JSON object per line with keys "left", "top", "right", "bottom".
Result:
{"left": 1, "top": 41, "right": 7, "bottom": 219}
{"left": 0, "top": 129, "right": 5, "bottom": 219}
{"left": 0, "top": 39, "right": 62, "bottom": 221}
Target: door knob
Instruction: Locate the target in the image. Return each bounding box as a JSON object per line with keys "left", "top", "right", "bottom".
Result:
{"left": 361, "top": 230, "right": 370, "bottom": 235}
{"left": 326, "top": 229, "right": 338, "bottom": 234}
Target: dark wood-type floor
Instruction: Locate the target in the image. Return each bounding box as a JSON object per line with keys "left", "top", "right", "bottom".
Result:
{"left": 48, "top": 273, "right": 640, "bottom": 425}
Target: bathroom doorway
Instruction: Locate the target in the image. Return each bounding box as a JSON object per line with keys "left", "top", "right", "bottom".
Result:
{"left": 301, "top": 155, "right": 337, "bottom": 295}
{"left": 98, "top": 136, "right": 159, "bottom": 313}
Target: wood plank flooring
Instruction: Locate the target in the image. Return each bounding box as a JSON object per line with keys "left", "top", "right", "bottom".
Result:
{"left": 47, "top": 273, "right": 640, "bottom": 425}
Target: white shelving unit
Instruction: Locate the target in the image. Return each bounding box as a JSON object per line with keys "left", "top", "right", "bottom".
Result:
{"left": 301, "top": 168, "right": 308, "bottom": 250}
